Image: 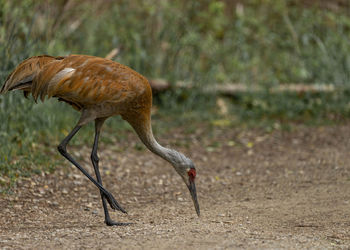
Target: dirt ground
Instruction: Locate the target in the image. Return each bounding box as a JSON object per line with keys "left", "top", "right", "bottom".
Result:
{"left": 0, "top": 123, "right": 350, "bottom": 249}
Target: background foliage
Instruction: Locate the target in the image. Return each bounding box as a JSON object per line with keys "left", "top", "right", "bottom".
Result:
{"left": 0, "top": 0, "right": 350, "bottom": 190}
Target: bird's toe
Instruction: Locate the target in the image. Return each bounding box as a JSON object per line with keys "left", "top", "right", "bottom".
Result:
{"left": 105, "top": 219, "right": 132, "bottom": 227}
{"left": 103, "top": 191, "right": 127, "bottom": 213}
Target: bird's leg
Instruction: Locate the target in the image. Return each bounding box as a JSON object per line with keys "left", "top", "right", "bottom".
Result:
{"left": 57, "top": 124, "right": 126, "bottom": 213}
{"left": 91, "top": 118, "right": 130, "bottom": 226}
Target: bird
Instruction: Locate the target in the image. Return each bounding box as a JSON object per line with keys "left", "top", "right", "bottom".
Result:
{"left": 0, "top": 54, "right": 200, "bottom": 226}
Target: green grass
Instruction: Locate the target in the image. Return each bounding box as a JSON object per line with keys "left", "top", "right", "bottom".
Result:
{"left": 228, "top": 90, "right": 350, "bottom": 129}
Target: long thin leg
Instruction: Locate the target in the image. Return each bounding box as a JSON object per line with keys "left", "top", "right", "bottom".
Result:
{"left": 57, "top": 123, "right": 126, "bottom": 213}
{"left": 91, "top": 118, "right": 130, "bottom": 226}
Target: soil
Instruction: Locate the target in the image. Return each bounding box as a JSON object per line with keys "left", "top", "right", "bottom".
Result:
{"left": 0, "top": 123, "right": 350, "bottom": 249}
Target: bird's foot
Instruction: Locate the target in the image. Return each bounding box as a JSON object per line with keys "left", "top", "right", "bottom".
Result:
{"left": 103, "top": 191, "right": 127, "bottom": 213}
{"left": 105, "top": 219, "right": 132, "bottom": 227}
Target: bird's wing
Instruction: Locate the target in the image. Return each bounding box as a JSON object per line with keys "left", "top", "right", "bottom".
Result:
{"left": 0, "top": 55, "right": 64, "bottom": 95}
{"left": 33, "top": 55, "right": 144, "bottom": 106}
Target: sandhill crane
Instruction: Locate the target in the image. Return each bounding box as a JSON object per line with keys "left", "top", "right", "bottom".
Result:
{"left": 0, "top": 54, "right": 200, "bottom": 226}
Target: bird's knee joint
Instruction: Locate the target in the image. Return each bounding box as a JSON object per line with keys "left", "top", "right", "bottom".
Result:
{"left": 91, "top": 153, "right": 99, "bottom": 163}
{"left": 57, "top": 144, "right": 67, "bottom": 154}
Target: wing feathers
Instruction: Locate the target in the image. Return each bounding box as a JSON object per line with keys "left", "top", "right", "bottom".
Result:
{"left": 2, "top": 54, "right": 151, "bottom": 113}
{"left": 42, "top": 68, "right": 76, "bottom": 101}
{"left": 0, "top": 55, "right": 63, "bottom": 94}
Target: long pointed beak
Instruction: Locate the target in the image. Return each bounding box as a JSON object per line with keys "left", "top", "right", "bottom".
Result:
{"left": 188, "top": 180, "right": 200, "bottom": 216}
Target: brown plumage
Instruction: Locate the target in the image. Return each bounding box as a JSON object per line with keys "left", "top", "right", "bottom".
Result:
{"left": 2, "top": 55, "right": 151, "bottom": 125}
{"left": 1, "top": 54, "right": 200, "bottom": 226}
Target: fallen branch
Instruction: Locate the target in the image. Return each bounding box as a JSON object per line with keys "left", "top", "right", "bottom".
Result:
{"left": 148, "top": 79, "right": 345, "bottom": 95}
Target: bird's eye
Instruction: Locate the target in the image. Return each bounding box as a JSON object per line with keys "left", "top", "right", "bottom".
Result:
{"left": 188, "top": 168, "right": 196, "bottom": 181}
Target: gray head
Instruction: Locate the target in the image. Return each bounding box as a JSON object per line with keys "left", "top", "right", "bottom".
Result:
{"left": 167, "top": 149, "right": 200, "bottom": 216}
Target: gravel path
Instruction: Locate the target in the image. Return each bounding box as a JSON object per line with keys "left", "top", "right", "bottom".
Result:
{"left": 1, "top": 124, "right": 350, "bottom": 249}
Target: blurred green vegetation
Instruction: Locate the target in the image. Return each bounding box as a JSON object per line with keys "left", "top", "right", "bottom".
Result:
{"left": 0, "top": 0, "right": 350, "bottom": 190}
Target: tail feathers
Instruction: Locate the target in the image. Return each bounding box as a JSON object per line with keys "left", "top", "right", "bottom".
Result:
{"left": 0, "top": 55, "right": 64, "bottom": 96}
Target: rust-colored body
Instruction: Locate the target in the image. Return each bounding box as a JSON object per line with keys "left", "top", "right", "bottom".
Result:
{"left": 1, "top": 54, "right": 152, "bottom": 129}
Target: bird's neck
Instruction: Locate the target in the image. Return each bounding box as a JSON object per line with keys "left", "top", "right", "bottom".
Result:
{"left": 139, "top": 126, "right": 174, "bottom": 162}
{"left": 126, "top": 115, "right": 176, "bottom": 164}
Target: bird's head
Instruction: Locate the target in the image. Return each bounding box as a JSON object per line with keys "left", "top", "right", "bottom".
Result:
{"left": 168, "top": 150, "right": 200, "bottom": 216}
